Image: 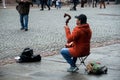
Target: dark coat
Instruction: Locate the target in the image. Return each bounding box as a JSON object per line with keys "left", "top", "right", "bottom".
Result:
{"left": 16, "top": 0, "right": 33, "bottom": 15}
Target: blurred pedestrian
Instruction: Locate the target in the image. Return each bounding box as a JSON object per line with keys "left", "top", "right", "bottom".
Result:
{"left": 56, "top": 0, "right": 61, "bottom": 9}
{"left": 99, "top": 0, "right": 106, "bottom": 9}
{"left": 16, "top": 0, "right": 33, "bottom": 31}
{"left": 40, "top": 0, "right": 50, "bottom": 11}
{"left": 51, "top": 0, "right": 56, "bottom": 7}
{"left": 92, "top": 0, "right": 98, "bottom": 8}
{"left": 48, "top": 0, "right": 52, "bottom": 6}
{"left": 81, "top": 0, "right": 87, "bottom": 8}
{"left": 2, "top": 0, "right": 6, "bottom": 8}
{"left": 36, "top": 0, "right": 41, "bottom": 7}
{"left": 61, "top": 14, "right": 92, "bottom": 72}
{"left": 87, "top": 0, "right": 92, "bottom": 7}
{"left": 70, "top": 0, "right": 79, "bottom": 10}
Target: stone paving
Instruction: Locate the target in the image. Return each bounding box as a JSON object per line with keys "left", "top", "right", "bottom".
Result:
{"left": 0, "top": 44, "right": 120, "bottom": 80}
{"left": 0, "top": 4, "right": 120, "bottom": 61}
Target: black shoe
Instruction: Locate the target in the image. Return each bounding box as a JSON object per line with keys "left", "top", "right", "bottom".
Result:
{"left": 25, "top": 29, "right": 28, "bottom": 31}
{"left": 48, "top": 8, "right": 50, "bottom": 10}
{"left": 20, "top": 28, "right": 24, "bottom": 30}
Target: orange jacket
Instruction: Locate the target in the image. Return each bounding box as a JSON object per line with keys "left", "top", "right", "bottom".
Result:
{"left": 65, "top": 23, "right": 92, "bottom": 57}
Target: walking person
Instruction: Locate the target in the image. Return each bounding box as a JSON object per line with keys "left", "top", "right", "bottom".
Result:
{"left": 60, "top": 14, "right": 92, "bottom": 72}
{"left": 51, "top": 0, "right": 56, "bottom": 8}
{"left": 16, "top": 0, "right": 33, "bottom": 31}
{"left": 40, "top": 0, "right": 50, "bottom": 11}
{"left": 99, "top": 0, "right": 106, "bottom": 9}
{"left": 48, "top": 0, "right": 52, "bottom": 6}
{"left": 81, "top": 0, "right": 87, "bottom": 8}
{"left": 87, "top": 0, "right": 92, "bottom": 7}
{"left": 92, "top": 0, "right": 98, "bottom": 8}
{"left": 2, "top": 0, "right": 6, "bottom": 8}
{"left": 70, "top": 0, "right": 79, "bottom": 11}
{"left": 56, "top": 0, "right": 61, "bottom": 9}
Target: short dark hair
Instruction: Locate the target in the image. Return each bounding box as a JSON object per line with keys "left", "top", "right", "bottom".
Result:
{"left": 75, "top": 14, "right": 87, "bottom": 24}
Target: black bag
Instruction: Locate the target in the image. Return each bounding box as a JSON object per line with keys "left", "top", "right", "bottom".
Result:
{"left": 31, "top": 55, "right": 41, "bottom": 62}
{"left": 19, "top": 54, "right": 41, "bottom": 62}
{"left": 17, "top": 48, "right": 41, "bottom": 63}
{"left": 21, "top": 48, "right": 33, "bottom": 57}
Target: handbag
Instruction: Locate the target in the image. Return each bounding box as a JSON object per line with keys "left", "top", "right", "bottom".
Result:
{"left": 15, "top": 48, "right": 41, "bottom": 63}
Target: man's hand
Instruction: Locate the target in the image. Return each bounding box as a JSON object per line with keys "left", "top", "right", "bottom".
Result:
{"left": 64, "top": 25, "right": 69, "bottom": 28}
{"left": 65, "top": 42, "right": 74, "bottom": 48}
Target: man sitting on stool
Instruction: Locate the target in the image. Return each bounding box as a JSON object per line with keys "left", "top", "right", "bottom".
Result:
{"left": 61, "top": 14, "right": 92, "bottom": 72}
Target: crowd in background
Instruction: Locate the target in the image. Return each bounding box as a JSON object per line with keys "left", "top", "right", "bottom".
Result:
{"left": 31, "top": 0, "right": 109, "bottom": 10}
{"left": 0, "top": 0, "right": 112, "bottom": 9}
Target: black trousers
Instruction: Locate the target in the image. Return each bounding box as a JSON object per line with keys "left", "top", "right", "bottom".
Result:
{"left": 73, "top": 2, "right": 78, "bottom": 10}
{"left": 81, "top": 1, "right": 85, "bottom": 7}
{"left": 41, "top": 0, "right": 50, "bottom": 10}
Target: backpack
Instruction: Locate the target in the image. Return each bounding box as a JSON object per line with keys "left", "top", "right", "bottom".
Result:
{"left": 16, "top": 48, "right": 41, "bottom": 63}
{"left": 86, "top": 61, "right": 108, "bottom": 74}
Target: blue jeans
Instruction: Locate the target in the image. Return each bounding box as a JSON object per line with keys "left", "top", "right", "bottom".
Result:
{"left": 60, "top": 48, "right": 77, "bottom": 67}
{"left": 20, "top": 14, "right": 28, "bottom": 29}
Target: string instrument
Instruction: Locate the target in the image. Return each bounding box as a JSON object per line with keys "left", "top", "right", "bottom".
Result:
{"left": 64, "top": 13, "right": 71, "bottom": 26}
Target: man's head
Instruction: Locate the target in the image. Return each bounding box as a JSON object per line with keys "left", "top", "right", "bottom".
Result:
{"left": 75, "top": 14, "right": 87, "bottom": 25}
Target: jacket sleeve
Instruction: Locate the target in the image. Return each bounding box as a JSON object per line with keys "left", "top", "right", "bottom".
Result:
{"left": 65, "top": 27, "right": 81, "bottom": 43}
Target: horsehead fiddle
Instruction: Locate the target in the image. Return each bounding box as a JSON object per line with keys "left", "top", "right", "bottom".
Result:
{"left": 64, "top": 13, "right": 71, "bottom": 26}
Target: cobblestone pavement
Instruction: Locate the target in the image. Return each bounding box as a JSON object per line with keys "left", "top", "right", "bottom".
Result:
{"left": 0, "top": 44, "right": 120, "bottom": 80}
{"left": 0, "top": 4, "right": 120, "bottom": 61}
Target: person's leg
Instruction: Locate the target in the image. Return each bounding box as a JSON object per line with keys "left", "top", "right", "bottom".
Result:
{"left": 61, "top": 48, "right": 79, "bottom": 72}
{"left": 107, "top": 0, "right": 109, "bottom": 4}
{"left": 41, "top": 0, "right": 44, "bottom": 10}
{"left": 59, "top": 2, "right": 61, "bottom": 8}
{"left": 20, "top": 14, "right": 24, "bottom": 30}
{"left": 61, "top": 48, "right": 76, "bottom": 67}
{"left": 2, "top": 0, "right": 6, "bottom": 8}
{"left": 45, "top": 1, "right": 50, "bottom": 10}
{"left": 95, "top": 0, "right": 97, "bottom": 7}
{"left": 24, "top": 15, "right": 29, "bottom": 31}
{"left": 103, "top": 2, "right": 106, "bottom": 8}
{"left": 47, "top": 0, "right": 51, "bottom": 6}
{"left": 81, "top": 1, "right": 84, "bottom": 7}
{"left": 73, "top": 2, "right": 77, "bottom": 10}
{"left": 54, "top": 1, "right": 56, "bottom": 8}
{"left": 73, "top": 57, "right": 77, "bottom": 64}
